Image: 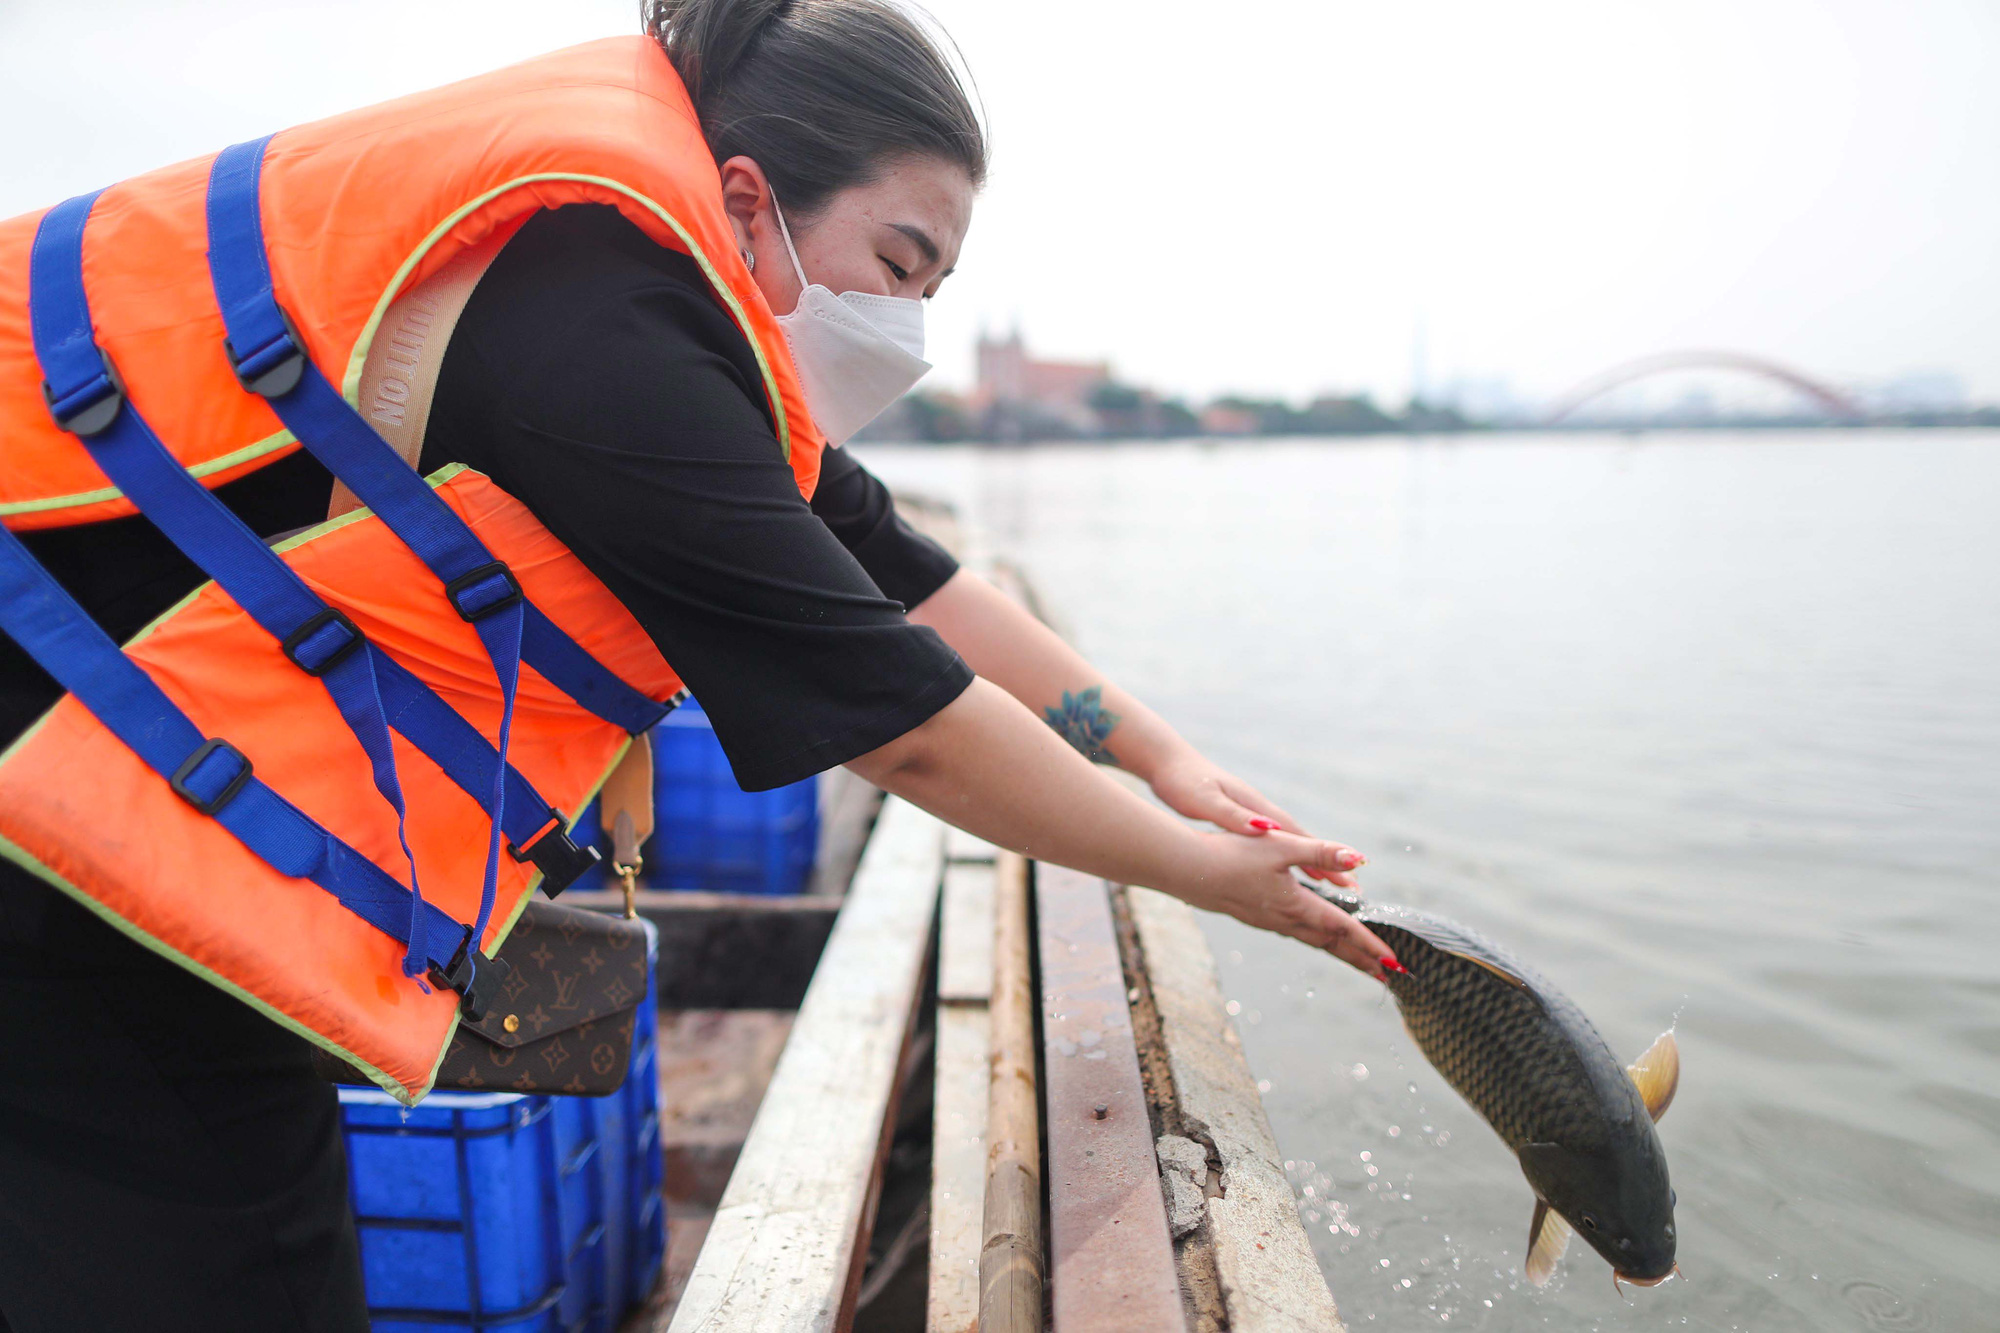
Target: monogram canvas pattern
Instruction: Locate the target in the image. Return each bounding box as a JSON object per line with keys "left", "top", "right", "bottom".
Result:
{"left": 315, "top": 901, "right": 650, "bottom": 1096}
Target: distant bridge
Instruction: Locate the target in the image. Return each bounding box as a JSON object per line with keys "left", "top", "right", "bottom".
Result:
{"left": 1543, "top": 350, "right": 1865, "bottom": 424}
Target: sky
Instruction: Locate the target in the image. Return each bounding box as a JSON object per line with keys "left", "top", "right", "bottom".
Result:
{"left": 2, "top": 0, "right": 1995, "bottom": 407}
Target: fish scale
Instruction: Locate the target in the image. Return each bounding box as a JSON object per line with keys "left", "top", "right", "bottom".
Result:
{"left": 1324, "top": 898, "right": 1680, "bottom": 1287}
{"left": 1370, "top": 916, "right": 1612, "bottom": 1150}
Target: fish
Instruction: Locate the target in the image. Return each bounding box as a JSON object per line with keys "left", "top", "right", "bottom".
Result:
{"left": 1324, "top": 889, "right": 1681, "bottom": 1290}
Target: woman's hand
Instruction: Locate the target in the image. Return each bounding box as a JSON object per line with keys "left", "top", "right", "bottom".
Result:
{"left": 1149, "top": 749, "right": 1301, "bottom": 837}
{"left": 1167, "top": 829, "right": 1397, "bottom": 979}
{"left": 1149, "top": 750, "right": 1347, "bottom": 882}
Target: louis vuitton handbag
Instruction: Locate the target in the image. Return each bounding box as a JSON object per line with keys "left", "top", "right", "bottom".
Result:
{"left": 315, "top": 897, "right": 656, "bottom": 1095}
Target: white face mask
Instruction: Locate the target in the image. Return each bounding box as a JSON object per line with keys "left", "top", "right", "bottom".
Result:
{"left": 770, "top": 191, "right": 931, "bottom": 445}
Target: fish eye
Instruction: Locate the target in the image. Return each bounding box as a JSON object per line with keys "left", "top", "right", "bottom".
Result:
{"left": 1579, "top": 1212, "right": 1601, "bottom": 1231}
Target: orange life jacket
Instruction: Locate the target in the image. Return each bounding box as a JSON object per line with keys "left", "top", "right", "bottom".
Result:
{"left": 0, "top": 37, "right": 824, "bottom": 1104}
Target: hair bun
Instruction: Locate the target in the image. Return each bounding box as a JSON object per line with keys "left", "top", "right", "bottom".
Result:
{"left": 644, "top": 0, "right": 794, "bottom": 112}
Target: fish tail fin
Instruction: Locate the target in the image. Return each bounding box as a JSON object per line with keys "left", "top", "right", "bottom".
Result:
{"left": 1526, "top": 1199, "right": 1573, "bottom": 1287}
{"left": 1627, "top": 1029, "right": 1680, "bottom": 1122}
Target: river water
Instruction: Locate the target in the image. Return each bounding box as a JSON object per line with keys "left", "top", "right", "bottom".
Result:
{"left": 862, "top": 431, "right": 2000, "bottom": 1332}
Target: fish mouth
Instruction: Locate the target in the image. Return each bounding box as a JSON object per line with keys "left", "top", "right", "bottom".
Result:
{"left": 1612, "top": 1264, "right": 1682, "bottom": 1291}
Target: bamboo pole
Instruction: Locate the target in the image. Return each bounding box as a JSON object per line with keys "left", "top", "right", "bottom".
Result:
{"left": 979, "top": 851, "right": 1043, "bottom": 1333}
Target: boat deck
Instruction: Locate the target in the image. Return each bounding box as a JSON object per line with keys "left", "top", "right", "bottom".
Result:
{"left": 586, "top": 507, "right": 1343, "bottom": 1332}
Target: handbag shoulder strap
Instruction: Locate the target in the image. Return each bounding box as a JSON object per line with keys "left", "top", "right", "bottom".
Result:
{"left": 336, "top": 233, "right": 508, "bottom": 517}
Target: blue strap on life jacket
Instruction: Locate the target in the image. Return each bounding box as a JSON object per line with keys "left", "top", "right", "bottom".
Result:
{"left": 28, "top": 187, "right": 431, "bottom": 966}
{"left": 202, "top": 136, "right": 668, "bottom": 952}
{"left": 0, "top": 517, "right": 508, "bottom": 1018}
{"left": 202, "top": 137, "right": 670, "bottom": 740}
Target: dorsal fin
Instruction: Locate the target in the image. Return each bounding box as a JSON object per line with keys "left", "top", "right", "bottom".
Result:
{"left": 1627, "top": 1029, "right": 1680, "bottom": 1122}
{"left": 1454, "top": 951, "right": 1533, "bottom": 990}
{"left": 1526, "top": 1199, "right": 1573, "bottom": 1287}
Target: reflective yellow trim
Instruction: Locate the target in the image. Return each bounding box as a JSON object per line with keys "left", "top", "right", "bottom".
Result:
{"left": 0, "top": 428, "right": 297, "bottom": 520}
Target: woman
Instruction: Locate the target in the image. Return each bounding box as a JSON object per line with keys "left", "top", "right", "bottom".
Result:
{"left": 0, "top": 0, "right": 1398, "bottom": 1327}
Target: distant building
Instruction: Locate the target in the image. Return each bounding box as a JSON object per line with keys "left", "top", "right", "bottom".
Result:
{"left": 972, "top": 328, "right": 1111, "bottom": 437}
{"left": 1197, "top": 403, "right": 1260, "bottom": 436}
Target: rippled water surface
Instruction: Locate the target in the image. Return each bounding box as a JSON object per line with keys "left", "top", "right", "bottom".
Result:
{"left": 865, "top": 431, "right": 2000, "bottom": 1331}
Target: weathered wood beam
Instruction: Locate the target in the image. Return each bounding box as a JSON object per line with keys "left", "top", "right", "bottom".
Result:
{"left": 663, "top": 797, "right": 945, "bottom": 1333}
{"left": 928, "top": 837, "right": 997, "bottom": 1333}
{"left": 1037, "top": 865, "right": 1184, "bottom": 1331}
{"left": 978, "top": 852, "right": 1042, "bottom": 1333}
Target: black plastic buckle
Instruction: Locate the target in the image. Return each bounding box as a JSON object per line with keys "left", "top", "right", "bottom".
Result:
{"left": 445, "top": 561, "right": 523, "bottom": 623}
{"left": 170, "top": 738, "right": 254, "bottom": 815}
{"left": 433, "top": 931, "right": 512, "bottom": 1022}
{"left": 42, "top": 348, "right": 125, "bottom": 438}
{"left": 280, "top": 606, "right": 365, "bottom": 678}
{"left": 508, "top": 819, "right": 602, "bottom": 897}
{"left": 223, "top": 303, "right": 308, "bottom": 399}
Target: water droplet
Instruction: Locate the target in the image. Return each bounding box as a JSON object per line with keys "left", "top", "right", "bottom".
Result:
{"left": 1388, "top": 1126, "right": 1402, "bottom": 1137}
{"left": 1225, "top": 1000, "right": 1241, "bottom": 1016}
{"left": 1350, "top": 1063, "right": 1370, "bottom": 1080}
{"left": 1359, "top": 1151, "right": 1371, "bottom": 1161}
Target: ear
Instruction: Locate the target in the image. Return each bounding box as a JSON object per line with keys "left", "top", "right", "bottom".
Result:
{"left": 717, "top": 156, "right": 774, "bottom": 255}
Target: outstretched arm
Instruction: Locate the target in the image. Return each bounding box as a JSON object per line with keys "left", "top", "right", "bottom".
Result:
{"left": 908, "top": 569, "right": 1320, "bottom": 840}
{"left": 846, "top": 676, "right": 1398, "bottom": 980}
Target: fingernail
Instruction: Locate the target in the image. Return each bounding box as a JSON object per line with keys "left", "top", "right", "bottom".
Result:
{"left": 1340, "top": 850, "right": 1365, "bottom": 869}
{"left": 1380, "top": 956, "right": 1408, "bottom": 975}
{"left": 1249, "top": 818, "right": 1280, "bottom": 831}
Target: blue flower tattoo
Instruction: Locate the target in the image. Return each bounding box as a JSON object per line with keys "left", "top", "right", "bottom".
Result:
{"left": 1044, "top": 685, "right": 1122, "bottom": 765}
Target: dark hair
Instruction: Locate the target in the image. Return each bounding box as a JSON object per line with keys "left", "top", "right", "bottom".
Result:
{"left": 645, "top": 0, "right": 986, "bottom": 222}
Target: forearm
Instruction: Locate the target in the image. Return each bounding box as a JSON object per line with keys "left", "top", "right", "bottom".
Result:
{"left": 846, "top": 677, "right": 1393, "bottom": 976}
{"left": 847, "top": 676, "right": 1204, "bottom": 891}
{"left": 906, "top": 569, "right": 1192, "bottom": 780}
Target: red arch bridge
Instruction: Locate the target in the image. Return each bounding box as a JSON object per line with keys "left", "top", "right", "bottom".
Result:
{"left": 1542, "top": 350, "right": 1865, "bottom": 425}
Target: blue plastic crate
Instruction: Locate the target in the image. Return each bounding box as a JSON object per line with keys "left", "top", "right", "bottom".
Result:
{"left": 577, "top": 697, "right": 817, "bottom": 895}
{"left": 338, "top": 924, "right": 666, "bottom": 1331}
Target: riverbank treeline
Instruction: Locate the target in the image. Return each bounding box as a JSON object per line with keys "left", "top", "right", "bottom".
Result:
{"left": 857, "top": 388, "right": 2000, "bottom": 444}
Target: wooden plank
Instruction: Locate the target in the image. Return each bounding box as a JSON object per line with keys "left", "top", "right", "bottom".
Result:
{"left": 927, "top": 1004, "right": 990, "bottom": 1333}
{"left": 564, "top": 888, "right": 840, "bottom": 1009}
{"left": 978, "top": 853, "right": 1042, "bottom": 1333}
{"left": 647, "top": 1010, "right": 798, "bottom": 1327}
{"left": 1126, "top": 886, "right": 1345, "bottom": 1332}
{"left": 928, "top": 853, "right": 998, "bottom": 1331}
{"left": 1036, "top": 866, "right": 1183, "bottom": 1331}
{"left": 663, "top": 797, "right": 944, "bottom": 1333}
{"left": 937, "top": 861, "right": 995, "bottom": 1005}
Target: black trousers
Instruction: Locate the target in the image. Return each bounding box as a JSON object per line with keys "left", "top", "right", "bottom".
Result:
{"left": 0, "top": 873, "right": 369, "bottom": 1333}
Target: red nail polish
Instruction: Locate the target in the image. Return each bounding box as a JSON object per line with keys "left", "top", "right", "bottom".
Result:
{"left": 1250, "top": 818, "right": 1280, "bottom": 831}
{"left": 1380, "top": 956, "right": 1408, "bottom": 975}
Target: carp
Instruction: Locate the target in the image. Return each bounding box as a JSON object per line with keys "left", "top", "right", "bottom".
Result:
{"left": 1329, "top": 892, "right": 1681, "bottom": 1290}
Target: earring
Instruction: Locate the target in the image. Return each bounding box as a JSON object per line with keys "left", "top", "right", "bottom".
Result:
{"left": 741, "top": 248, "right": 756, "bottom": 272}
